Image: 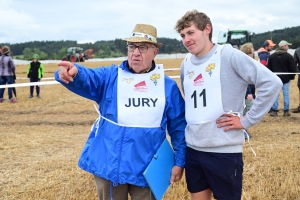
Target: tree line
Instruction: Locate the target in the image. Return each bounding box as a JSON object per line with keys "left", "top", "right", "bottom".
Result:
{"left": 2, "top": 38, "right": 187, "bottom": 60}
{"left": 1, "top": 26, "right": 299, "bottom": 60}
{"left": 251, "top": 25, "right": 300, "bottom": 50}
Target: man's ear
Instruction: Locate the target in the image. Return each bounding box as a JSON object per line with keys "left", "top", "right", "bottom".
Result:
{"left": 205, "top": 24, "right": 212, "bottom": 35}
{"left": 156, "top": 48, "right": 159, "bottom": 55}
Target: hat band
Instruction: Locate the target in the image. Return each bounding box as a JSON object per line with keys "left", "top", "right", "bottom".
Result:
{"left": 131, "top": 32, "right": 157, "bottom": 43}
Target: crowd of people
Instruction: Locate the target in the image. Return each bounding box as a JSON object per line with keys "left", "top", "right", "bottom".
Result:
{"left": 1, "top": 10, "right": 300, "bottom": 199}
{"left": 0, "top": 47, "right": 45, "bottom": 102}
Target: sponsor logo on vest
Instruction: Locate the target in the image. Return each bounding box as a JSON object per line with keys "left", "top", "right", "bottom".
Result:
{"left": 134, "top": 81, "right": 148, "bottom": 92}
{"left": 194, "top": 73, "right": 204, "bottom": 86}
{"left": 186, "top": 71, "right": 195, "bottom": 79}
{"left": 122, "top": 78, "right": 134, "bottom": 84}
{"left": 125, "top": 98, "right": 158, "bottom": 107}
{"left": 205, "top": 63, "right": 215, "bottom": 77}
{"left": 150, "top": 73, "right": 161, "bottom": 86}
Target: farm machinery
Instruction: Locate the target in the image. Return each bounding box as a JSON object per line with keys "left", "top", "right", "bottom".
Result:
{"left": 62, "top": 47, "right": 95, "bottom": 62}
{"left": 218, "top": 30, "right": 253, "bottom": 49}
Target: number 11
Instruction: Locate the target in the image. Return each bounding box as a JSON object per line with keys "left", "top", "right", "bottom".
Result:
{"left": 191, "top": 89, "right": 206, "bottom": 108}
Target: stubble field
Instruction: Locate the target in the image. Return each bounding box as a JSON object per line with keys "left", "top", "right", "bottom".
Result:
{"left": 1, "top": 58, "right": 300, "bottom": 200}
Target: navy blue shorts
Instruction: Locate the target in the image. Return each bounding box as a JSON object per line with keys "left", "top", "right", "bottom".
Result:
{"left": 185, "top": 147, "right": 243, "bottom": 200}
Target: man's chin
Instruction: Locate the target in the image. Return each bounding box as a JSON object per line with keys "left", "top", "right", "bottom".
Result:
{"left": 130, "top": 65, "right": 143, "bottom": 73}
{"left": 186, "top": 46, "right": 196, "bottom": 54}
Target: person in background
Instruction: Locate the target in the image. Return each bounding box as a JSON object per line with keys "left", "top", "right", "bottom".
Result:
{"left": 174, "top": 10, "right": 282, "bottom": 200}
{"left": 268, "top": 40, "right": 296, "bottom": 117}
{"left": 257, "top": 39, "right": 276, "bottom": 66}
{"left": 0, "top": 46, "right": 17, "bottom": 103}
{"left": 240, "top": 43, "right": 256, "bottom": 115}
{"left": 0, "top": 45, "right": 4, "bottom": 96}
{"left": 27, "top": 54, "right": 44, "bottom": 98}
{"left": 54, "top": 24, "right": 186, "bottom": 200}
{"left": 292, "top": 47, "right": 300, "bottom": 113}
{"left": 240, "top": 43, "right": 256, "bottom": 139}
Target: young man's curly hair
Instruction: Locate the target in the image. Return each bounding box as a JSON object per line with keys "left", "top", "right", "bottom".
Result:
{"left": 174, "top": 10, "right": 213, "bottom": 42}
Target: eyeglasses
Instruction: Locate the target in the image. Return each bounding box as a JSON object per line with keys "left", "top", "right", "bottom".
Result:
{"left": 127, "top": 44, "right": 154, "bottom": 53}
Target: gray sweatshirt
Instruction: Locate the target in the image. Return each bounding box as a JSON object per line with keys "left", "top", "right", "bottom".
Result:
{"left": 180, "top": 44, "right": 282, "bottom": 153}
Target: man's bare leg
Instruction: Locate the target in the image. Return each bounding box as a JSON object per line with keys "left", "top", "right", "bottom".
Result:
{"left": 191, "top": 188, "right": 213, "bottom": 200}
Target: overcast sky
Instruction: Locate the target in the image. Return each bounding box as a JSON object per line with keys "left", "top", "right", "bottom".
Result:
{"left": 1, "top": 0, "right": 299, "bottom": 45}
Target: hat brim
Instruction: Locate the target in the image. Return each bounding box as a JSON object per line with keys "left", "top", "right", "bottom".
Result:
{"left": 123, "top": 37, "right": 163, "bottom": 47}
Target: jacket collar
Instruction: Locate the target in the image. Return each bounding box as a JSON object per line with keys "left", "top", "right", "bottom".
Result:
{"left": 120, "top": 60, "right": 156, "bottom": 74}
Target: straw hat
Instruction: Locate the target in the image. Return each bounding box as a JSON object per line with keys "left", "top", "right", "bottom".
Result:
{"left": 124, "top": 24, "right": 163, "bottom": 47}
{"left": 2, "top": 46, "right": 10, "bottom": 54}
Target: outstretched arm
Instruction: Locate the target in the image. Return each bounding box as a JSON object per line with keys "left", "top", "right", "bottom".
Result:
{"left": 57, "top": 61, "right": 78, "bottom": 84}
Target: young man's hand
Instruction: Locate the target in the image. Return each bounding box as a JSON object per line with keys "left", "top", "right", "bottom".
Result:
{"left": 216, "top": 114, "right": 244, "bottom": 131}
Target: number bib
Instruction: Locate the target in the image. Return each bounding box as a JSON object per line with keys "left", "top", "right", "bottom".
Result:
{"left": 117, "top": 64, "right": 165, "bottom": 127}
{"left": 183, "top": 45, "right": 224, "bottom": 124}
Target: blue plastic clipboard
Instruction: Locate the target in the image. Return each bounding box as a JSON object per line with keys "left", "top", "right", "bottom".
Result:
{"left": 143, "top": 139, "right": 175, "bottom": 200}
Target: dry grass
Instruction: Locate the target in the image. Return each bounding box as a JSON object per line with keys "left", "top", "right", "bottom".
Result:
{"left": 0, "top": 58, "right": 300, "bottom": 200}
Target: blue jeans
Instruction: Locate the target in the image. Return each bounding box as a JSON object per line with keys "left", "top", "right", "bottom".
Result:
{"left": 272, "top": 81, "right": 290, "bottom": 111}
{"left": 0, "top": 76, "right": 14, "bottom": 99}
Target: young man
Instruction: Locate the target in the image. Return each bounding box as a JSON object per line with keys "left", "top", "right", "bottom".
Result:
{"left": 257, "top": 39, "right": 276, "bottom": 66}
{"left": 293, "top": 47, "right": 300, "bottom": 113}
{"left": 175, "top": 10, "right": 282, "bottom": 200}
{"left": 267, "top": 40, "right": 297, "bottom": 117}
{"left": 55, "top": 24, "right": 186, "bottom": 200}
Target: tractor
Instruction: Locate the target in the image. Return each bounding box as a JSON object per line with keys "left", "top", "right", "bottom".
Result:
{"left": 62, "top": 47, "right": 95, "bottom": 62}
{"left": 218, "top": 30, "right": 253, "bottom": 49}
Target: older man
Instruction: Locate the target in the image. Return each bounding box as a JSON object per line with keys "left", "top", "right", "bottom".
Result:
{"left": 268, "top": 40, "right": 297, "bottom": 117}
{"left": 54, "top": 24, "right": 186, "bottom": 200}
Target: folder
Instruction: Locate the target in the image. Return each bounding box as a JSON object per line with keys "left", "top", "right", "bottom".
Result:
{"left": 143, "top": 138, "right": 175, "bottom": 200}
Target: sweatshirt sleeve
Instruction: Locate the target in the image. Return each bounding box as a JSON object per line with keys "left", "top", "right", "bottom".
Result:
{"left": 40, "top": 63, "right": 45, "bottom": 76}
{"left": 230, "top": 50, "right": 283, "bottom": 129}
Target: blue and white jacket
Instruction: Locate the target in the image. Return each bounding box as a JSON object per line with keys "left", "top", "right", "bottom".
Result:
{"left": 54, "top": 60, "right": 186, "bottom": 187}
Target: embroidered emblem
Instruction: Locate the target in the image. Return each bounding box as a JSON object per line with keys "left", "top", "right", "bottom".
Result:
{"left": 150, "top": 73, "right": 161, "bottom": 86}
{"left": 206, "top": 63, "right": 215, "bottom": 77}
{"left": 122, "top": 78, "right": 134, "bottom": 84}
{"left": 193, "top": 73, "right": 204, "bottom": 86}
{"left": 186, "top": 71, "right": 195, "bottom": 79}
{"left": 134, "top": 81, "right": 148, "bottom": 92}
